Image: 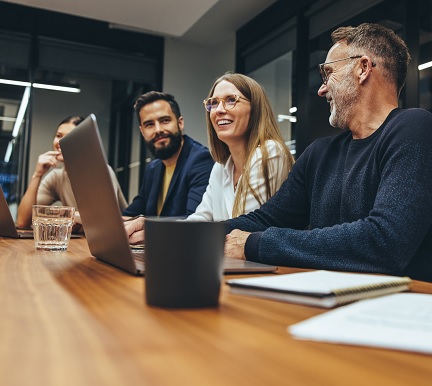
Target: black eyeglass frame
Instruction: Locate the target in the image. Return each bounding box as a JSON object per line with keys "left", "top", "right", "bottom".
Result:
{"left": 203, "top": 94, "right": 250, "bottom": 112}
{"left": 318, "top": 55, "right": 376, "bottom": 85}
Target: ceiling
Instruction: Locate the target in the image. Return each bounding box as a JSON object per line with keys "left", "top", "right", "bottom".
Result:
{"left": 3, "top": 0, "right": 279, "bottom": 45}
{"left": 0, "top": 0, "right": 279, "bottom": 150}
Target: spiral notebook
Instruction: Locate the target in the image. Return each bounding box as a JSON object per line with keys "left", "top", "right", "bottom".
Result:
{"left": 227, "top": 270, "right": 412, "bottom": 308}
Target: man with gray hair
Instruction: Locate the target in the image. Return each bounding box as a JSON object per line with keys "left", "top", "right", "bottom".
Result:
{"left": 224, "top": 23, "right": 432, "bottom": 282}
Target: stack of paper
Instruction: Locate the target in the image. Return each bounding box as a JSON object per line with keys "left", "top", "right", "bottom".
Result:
{"left": 289, "top": 293, "right": 432, "bottom": 355}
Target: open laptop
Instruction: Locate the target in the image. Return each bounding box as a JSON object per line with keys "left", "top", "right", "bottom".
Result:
{"left": 60, "top": 114, "right": 277, "bottom": 275}
{"left": 0, "top": 186, "right": 33, "bottom": 238}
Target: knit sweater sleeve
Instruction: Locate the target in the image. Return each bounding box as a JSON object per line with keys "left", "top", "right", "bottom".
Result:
{"left": 227, "top": 108, "right": 432, "bottom": 281}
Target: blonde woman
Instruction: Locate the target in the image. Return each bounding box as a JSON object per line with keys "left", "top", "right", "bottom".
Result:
{"left": 187, "top": 72, "right": 294, "bottom": 221}
{"left": 124, "top": 73, "right": 294, "bottom": 243}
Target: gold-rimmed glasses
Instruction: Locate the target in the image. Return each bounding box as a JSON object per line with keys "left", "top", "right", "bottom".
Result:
{"left": 318, "top": 55, "right": 376, "bottom": 85}
{"left": 203, "top": 94, "right": 250, "bottom": 112}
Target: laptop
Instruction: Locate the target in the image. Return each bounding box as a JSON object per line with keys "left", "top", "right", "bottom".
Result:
{"left": 0, "top": 186, "right": 33, "bottom": 238}
{"left": 60, "top": 114, "right": 277, "bottom": 275}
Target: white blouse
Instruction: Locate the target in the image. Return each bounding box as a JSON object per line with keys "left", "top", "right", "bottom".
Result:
{"left": 187, "top": 140, "right": 289, "bottom": 222}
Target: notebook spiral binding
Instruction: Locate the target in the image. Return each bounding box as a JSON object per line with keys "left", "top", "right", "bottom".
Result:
{"left": 332, "top": 277, "right": 412, "bottom": 306}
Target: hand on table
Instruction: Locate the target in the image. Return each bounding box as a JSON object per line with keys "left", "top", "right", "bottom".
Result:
{"left": 225, "top": 229, "right": 251, "bottom": 260}
{"left": 124, "top": 216, "right": 145, "bottom": 244}
{"left": 72, "top": 211, "right": 84, "bottom": 234}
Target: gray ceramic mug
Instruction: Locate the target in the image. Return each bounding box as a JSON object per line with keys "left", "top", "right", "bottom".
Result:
{"left": 144, "top": 219, "right": 226, "bottom": 308}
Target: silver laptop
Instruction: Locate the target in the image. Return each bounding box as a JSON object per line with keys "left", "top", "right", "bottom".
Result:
{"left": 0, "top": 185, "right": 34, "bottom": 238}
{"left": 60, "top": 114, "right": 277, "bottom": 275}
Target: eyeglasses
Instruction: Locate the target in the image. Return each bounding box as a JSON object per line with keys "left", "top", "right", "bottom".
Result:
{"left": 318, "top": 55, "right": 376, "bottom": 85}
{"left": 203, "top": 94, "right": 250, "bottom": 112}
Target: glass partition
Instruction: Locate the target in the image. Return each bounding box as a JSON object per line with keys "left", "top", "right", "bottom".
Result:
{"left": 419, "top": 1, "right": 432, "bottom": 112}
{"left": 0, "top": 33, "right": 31, "bottom": 215}
{"left": 0, "top": 28, "right": 161, "bottom": 220}
{"left": 248, "top": 51, "right": 296, "bottom": 155}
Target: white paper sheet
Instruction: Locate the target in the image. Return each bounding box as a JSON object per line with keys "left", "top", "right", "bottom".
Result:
{"left": 289, "top": 293, "right": 432, "bottom": 355}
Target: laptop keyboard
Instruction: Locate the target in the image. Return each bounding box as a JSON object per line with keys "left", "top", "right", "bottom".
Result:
{"left": 131, "top": 245, "right": 145, "bottom": 263}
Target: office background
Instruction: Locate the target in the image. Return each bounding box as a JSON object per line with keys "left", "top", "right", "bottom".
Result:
{"left": 0, "top": 0, "right": 431, "bottom": 210}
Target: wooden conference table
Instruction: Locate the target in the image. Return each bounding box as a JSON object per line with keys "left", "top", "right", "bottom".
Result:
{"left": 0, "top": 237, "right": 431, "bottom": 386}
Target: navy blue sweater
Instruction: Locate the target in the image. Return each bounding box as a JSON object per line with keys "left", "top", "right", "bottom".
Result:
{"left": 226, "top": 108, "right": 432, "bottom": 282}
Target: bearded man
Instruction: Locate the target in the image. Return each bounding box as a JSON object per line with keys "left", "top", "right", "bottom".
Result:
{"left": 223, "top": 23, "right": 432, "bottom": 282}
{"left": 123, "top": 91, "right": 213, "bottom": 217}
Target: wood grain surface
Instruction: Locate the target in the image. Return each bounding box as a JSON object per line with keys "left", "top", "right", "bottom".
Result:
{"left": 0, "top": 237, "right": 431, "bottom": 386}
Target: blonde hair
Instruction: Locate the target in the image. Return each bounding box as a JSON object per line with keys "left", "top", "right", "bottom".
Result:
{"left": 205, "top": 72, "right": 295, "bottom": 217}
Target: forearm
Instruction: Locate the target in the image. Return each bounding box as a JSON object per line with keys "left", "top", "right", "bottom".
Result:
{"left": 242, "top": 194, "right": 432, "bottom": 276}
{"left": 16, "top": 174, "right": 42, "bottom": 228}
{"left": 17, "top": 150, "right": 59, "bottom": 228}
{"left": 122, "top": 200, "right": 144, "bottom": 216}
{"left": 227, "top": 172, "right": 310, "bottom": 234}
{"left": 248, "top": 225, "right": 395, "bottom": 274}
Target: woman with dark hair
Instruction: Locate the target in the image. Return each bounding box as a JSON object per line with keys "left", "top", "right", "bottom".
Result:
{"left": 16, "top": 116, "right": 127, "bottom": 228}
{"left": 188, "top": 72, "right": 294, "bottom": 221}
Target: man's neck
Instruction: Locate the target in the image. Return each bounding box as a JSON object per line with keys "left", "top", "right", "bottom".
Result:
{"left": 162, "top": 138, "right": 184, "bottom": 167}
{"left": 349, "top": 102, "right": 397, "bottom": 139}
{"left": 349, "top": 79, "right": 399, "bottom": 139}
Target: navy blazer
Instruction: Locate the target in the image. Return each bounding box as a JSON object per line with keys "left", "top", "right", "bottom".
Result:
{"left": 123, "top": 135, "right": 214, "bottom": 217}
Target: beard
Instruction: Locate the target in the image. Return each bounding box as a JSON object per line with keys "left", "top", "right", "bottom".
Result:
{"left": 146, "top": 129, "right": 183, "bottom": 160}
{"left": 328, "top": 67, "right": 359, "bottom": 129}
